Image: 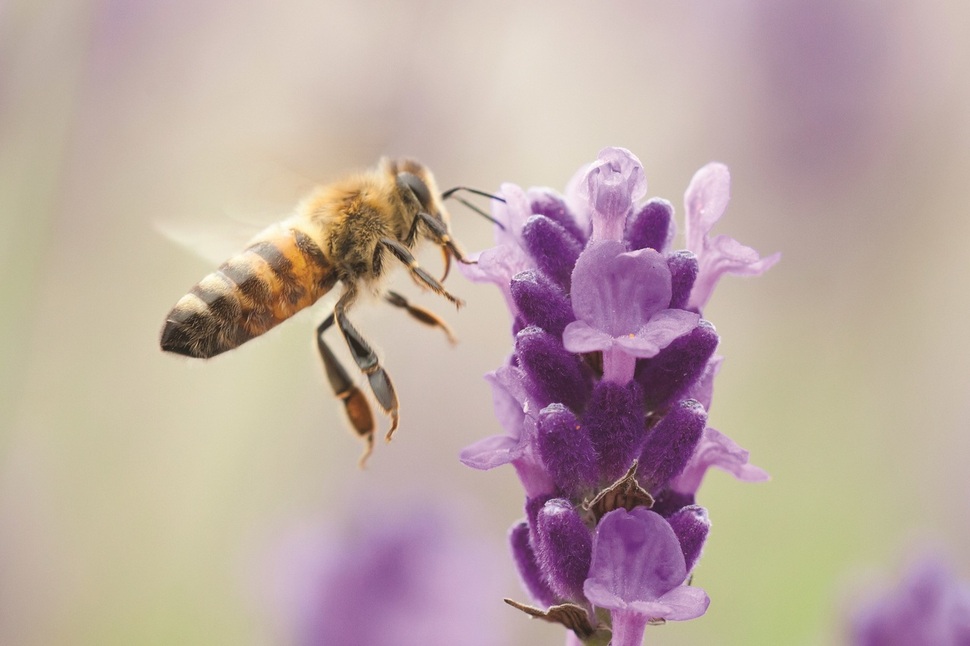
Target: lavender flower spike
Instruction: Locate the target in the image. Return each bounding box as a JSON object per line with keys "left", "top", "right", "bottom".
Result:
{"left": 684, "top": 163, "right": 781, "bottom": 311}
{"left": 584, "top": 508, "right": 709, "bottom": 646}
{"left": 462, "top": 149, "right": 773, "bottom": 641}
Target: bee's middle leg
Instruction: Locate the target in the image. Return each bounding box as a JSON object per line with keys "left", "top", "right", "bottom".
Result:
{"left": 379, "top": 237, "right": 463, "bottom": 307}
{"left": 384, "top": 290, "right": 457, "bottom": 344}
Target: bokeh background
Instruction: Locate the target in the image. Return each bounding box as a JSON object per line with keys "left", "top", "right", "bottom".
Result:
{"left": 3, "top": 1, "right": 970, "bottom": 644}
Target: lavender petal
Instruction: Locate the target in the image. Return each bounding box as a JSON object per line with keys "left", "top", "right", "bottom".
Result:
{"left": 671, "top": 427, "right": 770, "bottom": 495}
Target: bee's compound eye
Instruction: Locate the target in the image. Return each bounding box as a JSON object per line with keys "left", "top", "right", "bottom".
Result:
{"left": 398, "top": 172, "right": 432, "bottom": 210}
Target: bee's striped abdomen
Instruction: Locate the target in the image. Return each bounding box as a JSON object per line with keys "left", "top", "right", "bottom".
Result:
{"left": 161, "top": 228, "right": 337, "bottom": 359}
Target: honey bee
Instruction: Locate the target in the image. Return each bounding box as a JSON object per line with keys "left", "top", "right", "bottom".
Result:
{"left": 160, "top": 157, "right": 478, "bottom": 465}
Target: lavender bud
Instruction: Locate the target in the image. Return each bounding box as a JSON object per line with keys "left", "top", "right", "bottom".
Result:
{"left": 625, "top": 198, "right": 673, "bottom": 252}
{"left": 510, "top": 270, "right": 575, "bottom": 336}
{"left": 535, "top": 499, "right": 593, "bottom": 602}
{"left": 525, "top": 494, "right": 555, "bottom": 535}
{"left": 528, "top": 188, "right": 586, "bottom": 244}
{"left": 515, "top": 326, "right": 591, "bottom": 411}
{"left": 635, "top": 320, "right": 719, "bottom": 414}
{"left": 537, "top": 404, "right": 599, "bottom": 497}
{"left": 667, "top": 250, "right": 699, "bottom": 310}
{"left": 639, "top": 399, "right": 707, "bottom": 492}
{"left": 583, "top": 380, "right": 645, "bottom": 482}
{"left": 666, "top": 505, "right": 710, "bottom": 574}
{"left": 522, "top": 215, "right": 583, "bottom": 291}
{"left": 509, "top": 521, "right": 558, "bottom": 607}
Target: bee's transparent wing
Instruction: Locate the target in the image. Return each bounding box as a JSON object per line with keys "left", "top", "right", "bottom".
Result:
{"left": 154, "top": 217, "right": 264, "bottom": 266}
{"left": 155, "top": 162, "right": 316, "bottom": 265}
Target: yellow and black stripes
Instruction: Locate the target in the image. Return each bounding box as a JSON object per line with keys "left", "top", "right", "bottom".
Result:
{"left": 161, "top": 228, "right": 336, "bottom": 358}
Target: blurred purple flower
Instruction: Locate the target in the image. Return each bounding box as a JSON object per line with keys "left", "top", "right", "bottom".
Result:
{"left": 266, "top": 503, "right": 505, "bottom": 646}
{"left": 851, "top": 555, "right": 970, "bottom": 646}
{"left": 748, "top": 0, "right": 900, "bottom": 183}
{"left": 462, "top": 148, "right": 774, "bottom": 642}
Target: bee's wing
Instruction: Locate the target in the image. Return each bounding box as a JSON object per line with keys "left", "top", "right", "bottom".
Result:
{"left": 156, "top": 163, "right": 317, "bottom": 265}
{"left": 154, "top": 218, "right": 264, "bottom": 266}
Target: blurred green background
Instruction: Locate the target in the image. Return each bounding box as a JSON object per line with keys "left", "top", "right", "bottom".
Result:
{"left": 3, "top": 1, "right": 970, "bottom": 644}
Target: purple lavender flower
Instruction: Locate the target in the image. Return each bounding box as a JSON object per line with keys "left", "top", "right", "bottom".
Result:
{"left": 850, "top": 555, "right": 970, "bottom": 646}
{"left": 563, "top": 241, "right": 699, "bottom": 384}
{"left": 668, "top": 425, "right": 771, "bottom": 496}
{"left": 584, "top": 508, "right": 710, "bottom": 645}
{"left": 459, "top": 364, "right": 555, "bottom": 498}
{"left": 683, "top": 162, "right": 781, "bottom": 311}
{"left": 461, "top": 148, "right": 775, "bottom": 642}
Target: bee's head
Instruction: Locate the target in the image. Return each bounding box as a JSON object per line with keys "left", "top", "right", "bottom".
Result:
{"left": 385, "top": 158, "right": 451, "bottom": 227}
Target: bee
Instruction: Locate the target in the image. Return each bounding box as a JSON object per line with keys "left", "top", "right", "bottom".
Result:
{"left": 160, "top": 157, "right": 480, "bottom": 465}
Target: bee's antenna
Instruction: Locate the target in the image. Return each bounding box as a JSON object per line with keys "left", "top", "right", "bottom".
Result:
{"left": 441, "top": 186, "right": 507, "bottom": 231}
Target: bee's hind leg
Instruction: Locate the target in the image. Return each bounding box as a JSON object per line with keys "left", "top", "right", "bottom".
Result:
{"left": 322, "top": 290, "right": 401, "bottom": 446}
{"left": 316, "top": 313, "right": 378, "bottom": 467}
{"left": 384, "top": 290, "right": 457, "bottom": 345}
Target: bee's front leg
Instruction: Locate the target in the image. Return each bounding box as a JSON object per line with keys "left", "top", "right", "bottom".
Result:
{"left": 406, "top": 211, "right": 474, "bottom": 282}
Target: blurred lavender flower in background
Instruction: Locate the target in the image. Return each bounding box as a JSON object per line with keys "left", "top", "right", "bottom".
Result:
{"left": 461, "top": 148, "right": 776, "bottom": 644}
{"left": 265, "top": 501, "right": 505, "bottom": 646}
{"left": 850, "top": 554, "right": 970, "bottom": 646}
